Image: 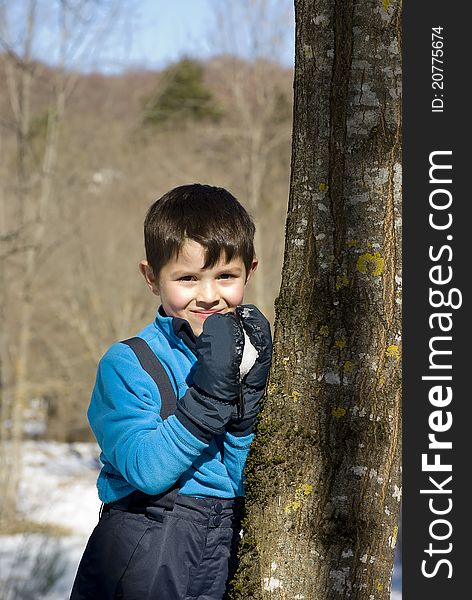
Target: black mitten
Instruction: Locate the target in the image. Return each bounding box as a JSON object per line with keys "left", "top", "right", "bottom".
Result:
{"left": 227, "top": 305, "right": 272, "bottom": 436}
{"left": 192, "top": 312, "right": 244, "bottom": 401}
{"left": 175, "top": 312, "right": 245, "bottom": 441}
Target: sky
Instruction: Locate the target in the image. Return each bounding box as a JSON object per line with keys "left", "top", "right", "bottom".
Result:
{"left": 97, "top": 0, "right": 296, "bottom": 72}
{"left": 4, "top": 0, "right": 295, "bottom": 73}
{"left": 124, "top": 1, "right": 230, "bottom": 69}
{"left": 97, "top": 0, "right": 225, "bottom": 72}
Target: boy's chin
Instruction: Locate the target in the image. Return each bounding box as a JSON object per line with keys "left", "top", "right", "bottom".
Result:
{"left": 190, "top": 323, "right": 204, "bottom": 337}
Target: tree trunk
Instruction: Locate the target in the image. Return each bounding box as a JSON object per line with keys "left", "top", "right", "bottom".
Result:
{"left": 0, "top": 1, "right": 65, "bottom": 522}
{"left": 230, "top": 1, "right": 402, "bottom": 599}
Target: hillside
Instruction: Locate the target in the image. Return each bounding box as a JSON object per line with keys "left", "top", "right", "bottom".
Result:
{"left": 0, "top": 54, "right": 293, "bottom": 442}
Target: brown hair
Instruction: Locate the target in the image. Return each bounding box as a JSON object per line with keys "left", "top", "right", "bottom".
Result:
{"left": 144, "top": 184, "right": 256, "bottom": 278}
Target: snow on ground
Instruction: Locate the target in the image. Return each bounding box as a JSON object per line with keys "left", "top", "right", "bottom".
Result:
{"left": 19, "top": 441, "right": 102, "bottom": 536}
{"left": 0, "top": 441, "right": 402, "bottom": 599}
{"left": 0, "top": 534, "right": 91, "bottom": 600}
{"left": 1, "top": 441, "right": 101, "bottom": 600}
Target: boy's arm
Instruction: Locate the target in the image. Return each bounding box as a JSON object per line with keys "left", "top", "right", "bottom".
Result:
{"left": 174, "top": 311, "right": 244, "bottom": 438}
{"left": 89, "top": 313, "right": 244, "bottom": 496}
{"left": 88, "top": 343, "right": 210, "bottom": 496}
{"left": 222, "top": 431, "right": 254, "bottom": 496}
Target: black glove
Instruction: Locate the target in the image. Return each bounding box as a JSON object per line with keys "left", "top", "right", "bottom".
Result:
{"left": 175, "top": 312, "right": 245, "bottom": 442}
{"left": 227, "top": 305, "right": 272, "bottom": 436}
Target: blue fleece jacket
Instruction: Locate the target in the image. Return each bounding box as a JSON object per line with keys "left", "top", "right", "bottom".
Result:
{"left": 88, "top": 308, "right": 254, "bottom": 503}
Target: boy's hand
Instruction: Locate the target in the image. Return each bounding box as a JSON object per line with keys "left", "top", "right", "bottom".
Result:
{"left": 227, "top": 305, "right": 273, "bottom": 436}
{"left": 236, "top": 305, "right": 272, "bottom": 390}
{"left": 192, "top": 312, "right": 244, "bottom": 402}
{"left": 175, "top": 312, "right": 244, "bottom": 440}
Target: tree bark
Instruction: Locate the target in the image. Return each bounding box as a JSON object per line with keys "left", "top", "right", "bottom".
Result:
{"left": 230, "top": 1, "right": 402, "bottom": 598}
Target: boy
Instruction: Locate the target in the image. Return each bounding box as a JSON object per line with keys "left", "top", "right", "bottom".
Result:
{"left": 71, "top": 184, "right": 272, "bottom": 600}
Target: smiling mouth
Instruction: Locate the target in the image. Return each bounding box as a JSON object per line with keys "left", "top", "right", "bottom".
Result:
{"left": 192, "top": 310, "right": 224, "bottom": 318}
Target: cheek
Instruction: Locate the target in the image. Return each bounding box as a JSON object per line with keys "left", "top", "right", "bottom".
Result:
{"left": 161, "top": 285, "right": 192, "bottom": 312}
{"left": 225, "top": 282, "right": 246, "bottom": 306}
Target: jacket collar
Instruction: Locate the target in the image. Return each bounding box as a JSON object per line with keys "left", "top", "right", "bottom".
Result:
{"left": 155, "top": 306, "right": 197, "bottom": 353}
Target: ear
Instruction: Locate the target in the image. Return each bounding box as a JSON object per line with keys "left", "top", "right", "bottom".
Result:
{"left": 245, "top": 256, "right": 259, "bottom": 284}
{"left": 139, "top": 260, "right": 159, "bottom": 296}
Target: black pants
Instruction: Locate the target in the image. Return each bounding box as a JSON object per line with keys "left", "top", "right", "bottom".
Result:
{"left": 70, "top": 494, "right": 244, "bottom": 600}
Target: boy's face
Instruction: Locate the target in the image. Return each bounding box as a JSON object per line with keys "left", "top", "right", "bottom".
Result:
{"left": 140, "top": 239, "right": 258, "bottom": 336}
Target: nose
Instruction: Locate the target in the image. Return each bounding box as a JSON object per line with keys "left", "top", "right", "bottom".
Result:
{"left": 196, "top": 280, "right": 219, "bottom": 305}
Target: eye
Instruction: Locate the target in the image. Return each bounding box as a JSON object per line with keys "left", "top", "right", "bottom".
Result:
{"left": 218, "top": 273, "right": 235, "bottom": 280}
{"left": 178, "top": 275, "right": 195, "bottom": 282}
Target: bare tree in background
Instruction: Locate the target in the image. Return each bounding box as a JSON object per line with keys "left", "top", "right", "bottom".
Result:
{"left": 230, "top": 1, "right": 402, "bottom": 598}
{"left": 207, "top": 0, "right": 294, "bottom": 316}
{"left": 0, "top": 0, "right": 132, "bottom": 524}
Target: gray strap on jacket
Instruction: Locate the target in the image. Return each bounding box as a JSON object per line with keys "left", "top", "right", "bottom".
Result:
{"left": 121, "top": 337, "right": 177, "bottom": 419}
{"left": 116, "top": 336, "right": 180, "bottom": 511}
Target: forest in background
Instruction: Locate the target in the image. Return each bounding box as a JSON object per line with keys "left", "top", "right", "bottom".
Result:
{"left": 0, "top": 53, "right": 293, "bottom": 444}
